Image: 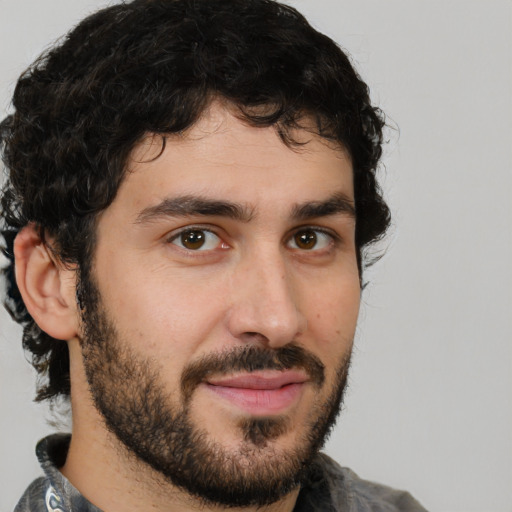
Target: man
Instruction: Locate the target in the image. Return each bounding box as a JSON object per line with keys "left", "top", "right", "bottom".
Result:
{"left": 0, "top": 0, "right": 426, "bottom": 510}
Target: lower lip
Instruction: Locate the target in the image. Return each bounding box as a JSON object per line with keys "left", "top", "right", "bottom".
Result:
{"left": 204, "top": 382, "right": 304, "bottom": 415}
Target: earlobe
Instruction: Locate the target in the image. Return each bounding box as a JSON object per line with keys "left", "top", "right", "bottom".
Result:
{"left": 14, "top": 224, "right": 79, "bottom": 341}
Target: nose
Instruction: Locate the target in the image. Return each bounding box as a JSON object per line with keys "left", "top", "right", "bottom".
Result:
{"left": 226, "top": 250, "right": 307, "bottom": 348}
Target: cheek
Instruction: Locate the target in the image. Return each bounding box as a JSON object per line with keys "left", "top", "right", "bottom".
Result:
{"left": 313, "top": 283, "right": 360, "bottom": 320}
{"left": 305, "top": 277, "right": 360, "bottom": 354}
{"left": 97, "top": 262, "right": 229, "bottom": 362}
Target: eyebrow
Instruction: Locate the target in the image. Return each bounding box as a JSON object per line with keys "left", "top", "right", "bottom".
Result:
{"left": 291, "top": 192, "right": 356, "bottom": 221}
{"left": 135, "top": 195, "right": 254, "bottom": 224}
{"left": 135, "top": 191, "right": 355, "bottom": 225}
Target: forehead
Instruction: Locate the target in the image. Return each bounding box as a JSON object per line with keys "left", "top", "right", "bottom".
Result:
{"left": 118, "top": 103, "right": 353, "bottom": 217}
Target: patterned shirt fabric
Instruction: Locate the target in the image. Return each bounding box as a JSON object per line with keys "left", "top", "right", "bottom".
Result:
{"left": 14, "top": 434, "right": 427, "bottom": 512}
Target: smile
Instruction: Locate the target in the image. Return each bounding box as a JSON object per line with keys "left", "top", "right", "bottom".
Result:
{"left": 204, "top": 370, "right": 309, "bottom": 415}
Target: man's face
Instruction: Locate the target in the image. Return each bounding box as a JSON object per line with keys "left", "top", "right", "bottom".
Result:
{"left": 78, "top": 104, "right": 360, "bottom": 506}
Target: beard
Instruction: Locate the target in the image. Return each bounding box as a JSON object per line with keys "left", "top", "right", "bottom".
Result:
{"left": 78, "top": 274, "right": 352, "bottom": 508}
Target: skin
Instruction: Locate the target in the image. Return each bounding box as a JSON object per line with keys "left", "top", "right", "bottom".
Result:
{"left": 16, "top": 103, "right": 361, "bottom": 512}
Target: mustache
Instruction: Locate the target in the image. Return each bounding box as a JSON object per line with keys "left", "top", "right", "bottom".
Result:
{"left": 181, "top": 344, "right": 325, "bottom": 403}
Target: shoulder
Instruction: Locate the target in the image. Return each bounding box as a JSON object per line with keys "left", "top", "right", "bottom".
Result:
{"left": 296, "top": 453, "right": 428, "bottom": 512}
{"left": 13, "top": 476, "right": 50, "bottom": 512}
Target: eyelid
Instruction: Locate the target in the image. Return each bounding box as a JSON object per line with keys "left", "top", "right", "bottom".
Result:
{"left": 165, "top": 223, "right": 218, "bottom": 239}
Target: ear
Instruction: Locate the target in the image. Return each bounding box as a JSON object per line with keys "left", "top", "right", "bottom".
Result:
{"left": 14, "top": 224, "right": 79, "bottom": 340}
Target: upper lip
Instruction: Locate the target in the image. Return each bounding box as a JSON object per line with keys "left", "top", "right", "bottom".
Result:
{"left": 206, "top": 370, "right": 309, "bottom": 390}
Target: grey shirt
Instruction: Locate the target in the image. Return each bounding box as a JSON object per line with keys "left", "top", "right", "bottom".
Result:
{"left": 14, "top": 435, "right": 427, "bottom": 512}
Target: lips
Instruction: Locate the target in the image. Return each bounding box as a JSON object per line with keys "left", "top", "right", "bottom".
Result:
{"left": 204, "top": 370, "right": 309, "bottom": 415}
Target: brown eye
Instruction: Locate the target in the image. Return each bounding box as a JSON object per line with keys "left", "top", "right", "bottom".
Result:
{"left": 288, "top": 229, "right": 333, "bottom": 251}
{"left": 170, "top": 228, "right": 224, "bottom": 251}
{"left": 294, "top": 230, "right": 317, "bottom": 250}
{"left": 180, "top": 230, "right": 206, "bottom": 250}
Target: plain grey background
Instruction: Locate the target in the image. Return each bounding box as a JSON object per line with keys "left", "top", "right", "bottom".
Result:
{"left": 1, "top": 1, "right": 511, "bottom": 511}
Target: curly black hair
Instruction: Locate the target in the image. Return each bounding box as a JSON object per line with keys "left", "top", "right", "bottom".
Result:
{"left": 0, "top": 0, "right": 390, "bottom": 402}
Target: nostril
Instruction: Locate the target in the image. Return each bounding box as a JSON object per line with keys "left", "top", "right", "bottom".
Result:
{"left": 242, "top": 332, "right": 269, "bottom": 342}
